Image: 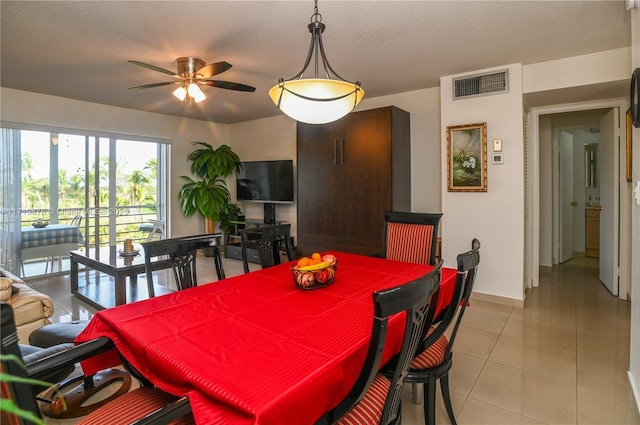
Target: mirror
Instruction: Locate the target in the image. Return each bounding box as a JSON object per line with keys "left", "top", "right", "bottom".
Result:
{"left": 584, "top": 143, "right": 598, "bottom": 188}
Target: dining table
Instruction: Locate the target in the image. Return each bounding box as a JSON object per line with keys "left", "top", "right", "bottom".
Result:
{"left": 76, "top": 252, "right": 457, "bottom": 425}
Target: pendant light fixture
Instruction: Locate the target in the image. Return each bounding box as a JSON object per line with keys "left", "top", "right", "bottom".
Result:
{"left": 269, "top": 0, "right": 364, "bottom": 124}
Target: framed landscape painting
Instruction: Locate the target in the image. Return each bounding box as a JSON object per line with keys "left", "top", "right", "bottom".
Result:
{"left": 446, "top": 122, "right": 487, "bottom": 192}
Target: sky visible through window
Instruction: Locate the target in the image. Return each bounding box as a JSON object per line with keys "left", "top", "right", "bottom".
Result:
{"left": 21, "top": 130, "right": 155, "bottom": 180}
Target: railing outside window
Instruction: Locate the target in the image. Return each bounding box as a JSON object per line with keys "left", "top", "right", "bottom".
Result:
{"left": 19, "top": 205, "right": 160, "bottom": 249}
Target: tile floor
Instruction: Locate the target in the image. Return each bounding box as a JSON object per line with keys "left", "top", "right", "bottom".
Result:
{"left": 23, "top": 253, "right": 640, "bottom": 424}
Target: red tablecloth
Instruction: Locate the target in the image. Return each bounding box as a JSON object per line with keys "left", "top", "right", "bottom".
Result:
{"left": 77, "top": 252, "right": 457, "bottom": 425}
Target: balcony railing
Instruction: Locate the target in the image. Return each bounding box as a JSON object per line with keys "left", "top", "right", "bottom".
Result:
{"left": 20, "top": 204, "right": 160, "bottom": 250}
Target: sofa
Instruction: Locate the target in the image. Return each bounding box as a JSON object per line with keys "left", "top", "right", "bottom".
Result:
{"left": 0, "top": 267, "right": 54, "bottom": 343}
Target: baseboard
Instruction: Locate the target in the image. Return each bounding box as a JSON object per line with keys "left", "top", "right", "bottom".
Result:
{"left": 470, "top": 291, "right": 525, "bottom": 309}
{"left": 628, "top": 371, "right": 640, "bottom": 421}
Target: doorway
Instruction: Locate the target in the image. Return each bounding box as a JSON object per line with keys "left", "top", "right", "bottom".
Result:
{"left": 529, "top": 99, "right": 630, "bottom": 301}
{"left": 548, "top": 109, "right": 610, "bottom": 269}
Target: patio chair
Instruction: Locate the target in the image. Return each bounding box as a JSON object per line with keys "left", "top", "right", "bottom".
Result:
{"left": 45, "top": 214, "right": 84, "bottom": 273}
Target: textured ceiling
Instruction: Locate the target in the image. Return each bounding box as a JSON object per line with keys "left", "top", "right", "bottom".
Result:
{"left": 0, "top": 1, "right": 631, "bottom": 124}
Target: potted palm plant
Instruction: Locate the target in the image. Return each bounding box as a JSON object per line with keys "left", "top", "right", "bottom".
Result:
{"left": 178, "top": 142, "right": 241, "bottom": 235}
{"left": 218, "top": 202, "right": 243, "bottom": 235}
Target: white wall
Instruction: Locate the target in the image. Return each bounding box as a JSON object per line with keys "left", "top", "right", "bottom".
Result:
{"left": 0, "top": 87, "right": 231, "bottom": 238}
{"left": 523, "top": 47, "right": 631, "bottom": 94}
{"left": 227, "top": 115, "right": 297, "bottom": 235}
{"left": 440, "top": 64, "right": 525, "bottom": 302}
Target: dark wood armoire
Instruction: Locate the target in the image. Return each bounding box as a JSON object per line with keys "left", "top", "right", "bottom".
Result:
{"left": 296, "top": 106, "right": 411, "bottom": 256}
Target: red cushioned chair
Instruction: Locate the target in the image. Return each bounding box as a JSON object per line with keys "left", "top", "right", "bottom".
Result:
{"left": 381, "top": 211, "right": 443, "bottom": 266}
{"left": 315, "top": 261, "right": 443, "bottom": 425}
{"left": 392, "top": 238, "right": 480, "bottom": 425}
{"left": 1, "top": 303, "right": 194, "bottom": 425}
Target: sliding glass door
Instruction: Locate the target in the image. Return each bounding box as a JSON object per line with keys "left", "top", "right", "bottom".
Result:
{"left": 2, "top": 126, "right": 167, "bottom": 276}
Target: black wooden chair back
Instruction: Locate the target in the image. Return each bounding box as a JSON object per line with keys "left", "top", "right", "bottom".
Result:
{"left": 315, "top": 260, "right": 443, "bottom": 425}
{"left": 382, "top": 211, "right": 443, "bottom": 266}
{"left": 404, "top": 238, "right": 481, "bottom": 425}
{"left": 420, "top": 238, "right": 480, "bottom": 360}
{"left": 142, "top": 233, "right": 224, "bottom": 298}
{"left": 240, "top": 224, "right": 294, "bottom": 273}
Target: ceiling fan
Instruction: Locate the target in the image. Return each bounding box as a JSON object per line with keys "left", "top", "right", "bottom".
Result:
{"left": 128, "top": 57, "right": 256, "bottom": 103}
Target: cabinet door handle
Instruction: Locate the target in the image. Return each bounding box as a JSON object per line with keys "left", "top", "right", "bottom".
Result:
{"left": 333, "top": 139, "right": 337, "bottom": 164}
{"left": 340, "top": 139, "right": 344, "bottom": 164}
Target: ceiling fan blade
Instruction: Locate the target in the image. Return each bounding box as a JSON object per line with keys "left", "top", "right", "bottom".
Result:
{"left": 200, "top": 80, "right": 256, "bottom": 92}
{"left": 128, "top": 82, "right": 176, "bottom": 90}
{"left": 197, "top": 61, "right": 232, "bottom": 79}
{"left": 128, "top": 60, "right": 178, "bottom": 77}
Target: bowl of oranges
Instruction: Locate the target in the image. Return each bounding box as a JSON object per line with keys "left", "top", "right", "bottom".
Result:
{"left": 292, "top": 253, "right": 338, "bottom": 290}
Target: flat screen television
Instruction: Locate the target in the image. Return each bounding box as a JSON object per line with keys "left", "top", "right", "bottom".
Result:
{"left": 236, "top": 160, "right": 294, "bottom": 203}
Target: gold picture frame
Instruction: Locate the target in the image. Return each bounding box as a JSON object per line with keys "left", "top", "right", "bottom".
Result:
{"left": 446, "top": 123, "right": 487, "bottom": 192}
{"left": 626, "top": 108, "right": 633, "bottom": 182}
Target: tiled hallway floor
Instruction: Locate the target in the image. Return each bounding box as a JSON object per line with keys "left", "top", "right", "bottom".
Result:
{"left": 25, "top": 255, "right": 639, "bottom": 424}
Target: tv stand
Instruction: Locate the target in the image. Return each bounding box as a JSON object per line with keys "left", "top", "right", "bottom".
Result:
{"left": 263, "top": 203, "right": 276, "bottom": 224}
{"left": 224, "top": 218, "right": 289, "bottom": 263}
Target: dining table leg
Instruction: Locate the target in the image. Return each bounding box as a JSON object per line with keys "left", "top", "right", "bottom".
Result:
{"left": 115, "top": 274, "right": 127, "bottom": 306}
{"left": 70, "top": 257, "right": 79, "bottom": 294}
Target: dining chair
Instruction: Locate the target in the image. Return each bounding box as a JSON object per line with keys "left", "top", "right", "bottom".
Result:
{"left": 381, "top": 211, "right": 443, "bottom": 266}
{"left": 142, "top": 233, "right": 225, "bottom": 298}
{"left": 240, "top": 224, "right": 294, "bottom": 273}
{"left": 397, "top": 238, "right": 481, "bottom": 425}
{"left": 315, "top": 260, "right": 443, "bottom": 425}
{"left": 1, "top": 303, "right": 194, "bottom": 425}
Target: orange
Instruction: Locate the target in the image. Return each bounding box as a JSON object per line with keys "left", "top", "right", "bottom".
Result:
{"left": 311, "top": 252, "right": 321, "bottom": 261}
{"left": 309, "top": 258, "right": 321, "bottom": 265}
{"left": 297, "top": 257, "right": 310, "bottom": 268}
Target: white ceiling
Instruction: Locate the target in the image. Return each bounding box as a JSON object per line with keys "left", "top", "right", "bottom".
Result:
{"left": 0, "top": 1, "right": 631, "bottom": 124}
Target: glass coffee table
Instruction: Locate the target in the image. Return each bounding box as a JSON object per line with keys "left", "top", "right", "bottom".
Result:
{"left": 70, "top": 245, "right": 172, "bottom": 310}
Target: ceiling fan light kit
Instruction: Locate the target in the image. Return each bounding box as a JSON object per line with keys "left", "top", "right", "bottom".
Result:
{"left": 172, "top": 86, "right": 188, "bottom": 102}
{"left": 269, "top": 0, "right": 364, "bottom": 124}
{"left": 129, "top": 56, "right": 255, "bottom": 105}
{"left": 187, "top": 83, "right": 206, "bottom": 103}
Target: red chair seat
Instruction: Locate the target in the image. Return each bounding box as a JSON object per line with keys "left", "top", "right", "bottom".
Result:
{"left": 410, "top": 328, "right": 449, "bottom": 370}
{"left": 336, "top": 374, "right": 391, "bottom": 425}
{"left": 77, "top": 387, "right": 193, "bottom": 425}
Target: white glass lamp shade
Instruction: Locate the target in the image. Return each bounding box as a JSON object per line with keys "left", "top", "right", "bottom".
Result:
{"left": 172, "top": 86, "right": 187, "bottom": 101}
{"left": 269, "top": 79, "right": 365, "bottom": 124}
{"left": 187, "top": 83, "right": 206, "bottom": 103}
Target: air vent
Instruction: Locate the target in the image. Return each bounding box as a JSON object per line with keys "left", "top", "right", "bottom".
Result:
{"left": 453, "top": 69, "right": 509, "bottom": 100}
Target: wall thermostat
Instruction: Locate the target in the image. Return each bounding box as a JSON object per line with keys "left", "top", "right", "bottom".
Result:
{"left": 493, "top": 139, "right": 502, "bottom": 152}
